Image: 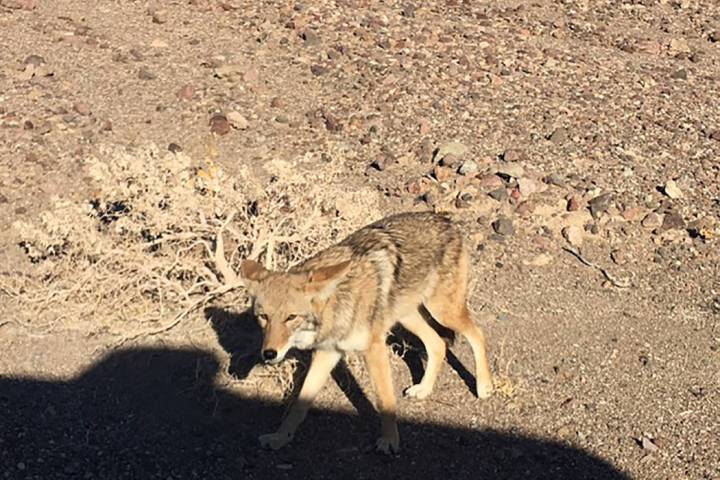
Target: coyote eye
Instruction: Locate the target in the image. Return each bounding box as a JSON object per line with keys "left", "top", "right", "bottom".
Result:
{"left": 256, "top": 314, "right": 268, "bottom": 328}
{"left": 285, "top": 314, "right": 302, "bottom": 323}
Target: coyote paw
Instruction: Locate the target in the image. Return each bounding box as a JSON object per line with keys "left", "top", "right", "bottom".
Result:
{"left": 476, "top": 382, "right": 493, "bottom": 399}
{"left": 375, "top": 436, "right": 400, "bottom": 455}
{"left": 403, "top": 383, "right": 431, "bottom": 400}
{"left": 258, "top": 432, "right": 293, "bottom": 450}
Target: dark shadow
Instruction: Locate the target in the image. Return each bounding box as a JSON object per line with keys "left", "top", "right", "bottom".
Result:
{"left": 205, "top": 306, "right": 262, "bottom": 379}
{"left": 0, "top": 347, "right": 630, "bottom": 479}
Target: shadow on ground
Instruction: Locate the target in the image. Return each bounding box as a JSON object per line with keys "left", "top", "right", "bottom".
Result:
{"left": 0, "top": 347, "right": 630, "bottom": 480}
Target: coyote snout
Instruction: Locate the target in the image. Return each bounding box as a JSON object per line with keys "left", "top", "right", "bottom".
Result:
{"left": 240, "top": 212, "right": 494, "bottom": 454}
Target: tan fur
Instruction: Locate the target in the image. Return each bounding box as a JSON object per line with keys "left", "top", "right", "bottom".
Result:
{"left": 240, "top": 211, "right": 493, "bottom": 454}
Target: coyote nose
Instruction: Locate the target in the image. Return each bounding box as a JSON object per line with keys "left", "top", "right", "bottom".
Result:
{"left": 262, "top": 349, "right": 278, "bottom": 362}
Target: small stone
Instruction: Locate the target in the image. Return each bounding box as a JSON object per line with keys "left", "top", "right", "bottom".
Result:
{"left": 138, "top": 67, "right": 156, "bottom": 80}
{"left": 671, "top": 68, "right": 688, "bottom": 80}
{"left": 549, "top": 127, "right": 568, "bottom": 144}
{"left": 710, "top": 130, "right": 720, "bottom": 141}
{"left": 209, "top": 114, "right": 230, "bottom": 135}
{"left": 178, "top": 84, "right": 195, "bottom": 100}
{"left": 17, "top": 462, "right": 25, "bottom": 471}
{"left": 74, "top": 102, "right": 91, "bottom": 116}
{"left": 562, "top": 226, "right": 583, "bottom": 246}
{"left": 588, "top": 193, "right": 613, "bottom": 219}
{"left": 433, "top": 165, "right": 454, "bottom": 182}
{"left": 663, "top": 180, "right": 683, "bottom": 199}
{"left": 709, "top": 31, "right": 720, "bottom": 43}
{"left": 100, "top": 120, "right": 113, "bottom": 131}
{"left": 401, "top": 3, "right": 416, "bottom": 17}
{"left": 23, "top": 54, "right": 45, "bottom": 66}
{"left": 458, "top": 160, "right": 478, "bottom": 176}
{"left": 640, "top": 436, "right": 660, "bottom": 452}
{"left": 488, "top": 188, "right": 507, "bottom": 202}
{"left": 168, "top": 142, "right": 183, "bottom": 153}
{"left": 524, "top": 253, "right": 552, "bottom": 267}
{"left": 152, "top": 10, "right": 168, "bottom": 24}
{"left": 371, "top": 154, "right": 395, "bottom": 171}
{"left": 434, "top": 141, "right": 469, "bottom": 163}
{"left": 662, "top": 211, "right": 685, "bottom": 231}
{"left": 516, "top": 201, "right": 535, "bottom": 217}
{"left": 405, "top": 177, "right": 431, "bottom": 196}
{"left": 642, "top": 212, "right": 663, "bottom": 229}
{"left": 502, "top": 148, "right": 523, "bottom": 162}
{"left": 567, "top": 195, "right": 582, "bottom": 212}
{"left": 310, "top": 64, "right": 329, "bottom": 76}
{"left": 492, "top": 216, "right": 514, "bottom": 236}
{"left": 496, "top": 163, "right": 525, "bottom": 180}
{"left": 270, "top": 96, "right": 285, "bottom": 108}
{"left": 439, "top": 153, "right": 460, "bottom": 168}
{"left": 300, "top": 29, "right": 320, "bottom": 46}
{"left": 611, "top": 249, "right": 629, "bottom": 265}
{"left": 324, "top": 112, "right": 342, "bottom": 132}
{"left": 544, "top": 173, "right": 566, "bottom": 187}
{"left": 226, "top": 111, "right": 249, "bottom": 130}
{"left": 517, "top": 177, "right": 538, "bottom": 197}
{"left": 622, "top": 206, "right": 645, "bottom": 222}
{"left": 477, "top": 174, "right": 504, "bottom": 190}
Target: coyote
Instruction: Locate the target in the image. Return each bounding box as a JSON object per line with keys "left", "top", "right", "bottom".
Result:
{"left": 240, "top": 211, "right": 493, "bottom": 454}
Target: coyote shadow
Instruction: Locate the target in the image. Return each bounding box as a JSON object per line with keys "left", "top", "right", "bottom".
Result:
{"left": 0, "top": 347, "right": 630, "bottom": 480}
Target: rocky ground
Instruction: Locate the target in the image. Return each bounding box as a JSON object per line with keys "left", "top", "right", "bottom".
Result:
{"left": 1, "top": 1, "right": 719, "bottom": 479}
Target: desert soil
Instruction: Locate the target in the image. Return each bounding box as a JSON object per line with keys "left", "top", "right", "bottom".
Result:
{"left": 1, "top": 1, "right": 719, "bottom": 479}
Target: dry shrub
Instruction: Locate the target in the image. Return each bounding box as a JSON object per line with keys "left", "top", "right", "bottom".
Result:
{"left": 4, "top": 140, "right": 382, "bottom": 340}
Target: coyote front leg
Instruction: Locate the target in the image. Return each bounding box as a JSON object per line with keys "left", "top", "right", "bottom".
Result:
{"left": 364, "top": 340, "right": 400, "bottom": 454}
{"left": 259, "top": 349, "right": 342, "bottom": 450}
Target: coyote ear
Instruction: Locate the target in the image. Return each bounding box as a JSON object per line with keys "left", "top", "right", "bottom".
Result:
{"left": 304, "top": 260, "right": 352, "bottom": 298}
{"left": 240, "top": 259, "right": 270, "bottom": 283}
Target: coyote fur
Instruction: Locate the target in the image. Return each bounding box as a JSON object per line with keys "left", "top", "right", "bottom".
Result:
{"left": 240, "top": 211, "right": 493, "bottom": 454}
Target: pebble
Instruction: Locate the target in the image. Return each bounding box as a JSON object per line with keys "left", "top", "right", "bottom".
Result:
{"left": 567, "top": 195, "right": 582, "bottom": 212}
{"left": 405, "top": 177, "right": 431, "bottom": 196}
{"left": 477, "top": 174, "right": 504, "bottom": 190}
{"left": 209, "top": 114, "right": 230, "bottom": 135}
{"left": 488, "top": 188, "right": 508, "bottom": 202}
{"left": 661, "top": 211, "right": 685, "bottom": 231}
{"left": 549, "top": 127, "right": 568, "bottom": 143}
{"left": 642, "top": 212, "right": 663, "bottom": 229}
{"left": 434, "top": 141, "right": 469, "bottom": 163}
{"left": 663, "top": 180, "right": 683, "bottom": 199}
{"left": 458, "top": 160, "right": 478, "bottom": 176}
{"left": 138, "top": 67, "right": 156, "bottom": 80}
{"left": 310, "top": 64, "right": 329, "bottom": 76}
{"left": 502, "top": 148, "right": 523, "bottom": 162}
{"left": 178, "top": 84, "right": 195, "bottom": 100}
{"left": 24, "top": 54, "right": 45, "bottom": 66}
{"left": 671, "top": 68, "right": 688, "bottom": 80}
{"left": 74, "top": 102, "right": 91, "bottom": 116}
{"left": 562, "top": 226, "right": 583, "bottom": 246}
{"left": 544, "top": 173, "right": 566, "bottom": 187}
{"left": 622, "top": 206, "right": 645, "bottom": 222}
{"left": 492, "top": 216, "right": 514, "bottom": 236}
{"left": 496, "top": 163, "right": 524, "bottom": 180}
{"left": 168, "top": 142, "right": 183, "bottom": 153}
{"left": 226, "top": 111, "right": 249, "bottom": 130}
{"left": 518, "top": 177, "right": 538, "bottom": 197}
{"left": 589, "top": 193, "right": 613, "bottom": 219}
{"left": 270, "top": 96, "right": 285, "bottom": 108}
{"left": 151, "top": 10, "right": 168, "bottom": 24}
{"left": 433, "top": 165, "right": 454, "bottom": 182}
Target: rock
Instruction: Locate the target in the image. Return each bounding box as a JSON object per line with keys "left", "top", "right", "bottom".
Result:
{"left": 1, "top": 0, "right": 36, "bottom": 9}
{"left": 405, "top": 177, "right": 431, "bottom": 196}
{"left": 23, "top": 54, "right": 45, "bottom": 66}
{"left": 622, "top": 206, "right": 645, "bottom": 222}
{"left": 100, "top": 120, "right": 112, "bottom": 132}
{"left": 671, "top": 68, "right": 688, "bottom": 80}
{"left": 488, "top": 188, "right": 508, "bottom": 202}
{"left": 567, "top": 195, "right": 582, "bottom": 212}
{"left": 178, "top": 84, "right": 195, "bottom": 100}
{"left": 516, "top": 201, "right": 535, "bottom": 217}
{"left": 209, "top": 114, "right": 230, "bottom": 135}
{"left": 641, "top": 212, "right": 663, "bottom": 229}
{"left": 151, "top": 10, "right": 168, "bottom": 24}
{"left": 669, "top": 38, "right": 690, "bottom": 57}
{"left": 492, "top": 216, "right": 514, "bottom": 236}
{"left": 640, "top": 435, "right": 660, "bottom": 452}
{"left": 439, "top": 153, "right": 460, "bottom": 168}
{"left": 371, "top": 154, "right": 395, "bottom": 171}
{"left": 588, "top": 193, "right": 613, "bottom": 219}
{"left": 168, "top": 142, "right": 183, "bottom": 153}
{"left": 711, "top": 130, "right": 720, "bottom": 142}
{"left": 611, "top": 249, "right": 629, "bottom": 265}
{"left": 324, "top": 112, "right": 342, "bottom": 132}
{"left": 496, "top": 163, "right": 524, "bottom": 180}
{"left": 662, "top": 211, "right": 685, "bottom": 231}
{"left": 458, "top": 160, "right": 478, "bottom": 176}
{"left": 518, "top": 177, "right": 538, "bottom": 197}
{"left": 477, "top": 174, "right": 504, "bottom": 190}
{"left": 562, "top": 226, "right": 583, "bottom": 246}
{"left": 549, "top": 127, "right": 568, "bottom": 144}
{"left": 524, "top": 253, "right": 552, "bottom": 267}
{"left": 310, "top": 64, "right": 329, "bottom": 76}
{"left": 300, "top": 29, "right": 321, "bottom": 46}
{"left": 502, "top": 148, "right": 523, "bottom": 162}
{"left": 73, "top": 102, "right": 91, "bottom": 116}
{"left": 434, "top": 142, "right": 469, "bottom": 165}
{"left": 433, "top": 165, "right": 454, "bottom": 182}
{"left": 226, "top": 111, "right": 249, "bottom": 130}
{"left": 138, "top": 67, "right": 156, "bottom": 80}
{"left": 662, "top": 180, "right": 683, "bottom": 199}
{"left": 270, "top": 96, "right": 285, "bottom": 108}
{"left": 544, "top": 173, "right": 566, "bottom": 187}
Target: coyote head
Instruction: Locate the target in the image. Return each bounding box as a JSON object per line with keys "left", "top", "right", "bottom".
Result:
{"left": 240, "top": 259, "right": 351, "bottom": 364}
